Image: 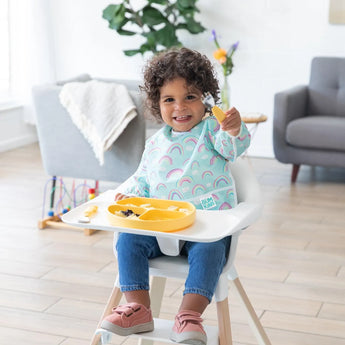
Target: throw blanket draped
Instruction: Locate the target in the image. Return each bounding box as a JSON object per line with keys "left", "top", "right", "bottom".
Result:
{"left": 59, "top": 80, "right": 138, "bottom": 165}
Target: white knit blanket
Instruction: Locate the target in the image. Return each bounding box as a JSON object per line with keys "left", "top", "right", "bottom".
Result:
{"left": 59, "top": 80, "right": 137, "bottom": 165}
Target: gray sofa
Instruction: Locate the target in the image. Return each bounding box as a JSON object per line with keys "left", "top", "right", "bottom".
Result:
{"left": 32, "top": 75, "right": 146, "bottom": 183}
{"left": 273, "top": 57, "right": 345, "bottom": 182}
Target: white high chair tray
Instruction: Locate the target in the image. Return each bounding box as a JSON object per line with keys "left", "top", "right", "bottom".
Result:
{"left": 62, "top": 190, "right": 243, "bottom": 242}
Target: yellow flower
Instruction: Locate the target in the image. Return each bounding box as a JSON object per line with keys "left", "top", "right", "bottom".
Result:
{"left": 212, "top": 30, "right": 239, "bottom": 76}
{"left": 213, "top": 48, "right": 227, "bottom": 61}
{"left": 218, "top": 56, "right": 227, "bottom": 64}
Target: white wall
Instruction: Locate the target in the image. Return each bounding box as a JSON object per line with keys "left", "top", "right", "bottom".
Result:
{"left": 0, "top": 105, "right": 37, "bottom": 152}
{"left": 3, "top": 0, "right": 345, "bottom": 156}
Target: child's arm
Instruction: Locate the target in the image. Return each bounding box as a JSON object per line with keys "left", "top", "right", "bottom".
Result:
{"left": 208, "top": 114, "right": 251, "bottom": 160}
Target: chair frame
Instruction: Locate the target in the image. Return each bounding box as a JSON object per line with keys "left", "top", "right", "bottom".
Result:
{"left": 90, "top": 157, "right": 272, "bottom": 345}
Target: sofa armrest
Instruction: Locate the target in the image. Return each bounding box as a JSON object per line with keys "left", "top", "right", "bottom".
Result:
{"left": 273, "top": 85, "right": 308, "bottom": 161}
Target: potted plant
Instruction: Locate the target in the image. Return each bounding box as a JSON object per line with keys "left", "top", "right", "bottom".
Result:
{"left": 102, "top": 0, "right": 206, "bottom": 57}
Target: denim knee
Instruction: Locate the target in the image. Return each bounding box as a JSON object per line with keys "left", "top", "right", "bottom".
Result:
{"left": 182, "top": 236, "right": 231, "bottom": 301}
{"left": 115, "top": 233, "right": 163, "bottom": 292}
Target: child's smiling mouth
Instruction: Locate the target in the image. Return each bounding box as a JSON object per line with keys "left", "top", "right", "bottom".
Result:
{"left": 174, "top": 115, "right": 192, "bottom": 122}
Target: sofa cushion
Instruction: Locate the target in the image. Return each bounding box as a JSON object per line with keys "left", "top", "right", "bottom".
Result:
{"left": 308, "top": 57, "right": 345, "bottom": 117}
{"left": 286, "top": 116, "right": 345, "bottom": 152}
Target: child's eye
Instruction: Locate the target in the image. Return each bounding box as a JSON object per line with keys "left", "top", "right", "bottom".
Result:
{"left": 186, "top": 95, "right": 197, "bottom": 100}
{"left": 164, "top": 97, "right": 174, "bottom": 103}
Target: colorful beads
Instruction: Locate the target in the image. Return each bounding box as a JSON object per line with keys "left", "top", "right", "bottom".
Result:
{"left": 88, "top": 188, "right": 96, "bottom": 200}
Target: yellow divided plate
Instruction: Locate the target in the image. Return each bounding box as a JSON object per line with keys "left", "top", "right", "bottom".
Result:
{"left": 107, "top": 197, "right": 196, "bottom": 232}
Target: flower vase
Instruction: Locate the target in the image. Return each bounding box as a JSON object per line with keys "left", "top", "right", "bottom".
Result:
{"left": 220, "top": 75, "right": 231, "bottom": 111}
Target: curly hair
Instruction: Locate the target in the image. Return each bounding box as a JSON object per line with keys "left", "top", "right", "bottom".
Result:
{"left": 140, "top": 47, "right": 220, "bottom": 122}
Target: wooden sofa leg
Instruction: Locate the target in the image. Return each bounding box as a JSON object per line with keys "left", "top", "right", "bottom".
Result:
{"left": 291, "top": 164, "right": 300, "bottom": 183}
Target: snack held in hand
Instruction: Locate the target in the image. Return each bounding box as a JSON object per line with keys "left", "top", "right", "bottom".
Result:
{"left": 211, "top": 105, "right": 226, "bottom": 123}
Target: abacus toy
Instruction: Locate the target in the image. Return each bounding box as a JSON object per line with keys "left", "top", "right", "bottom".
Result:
{"left": 38, "top": 176, "right": 100, "bottom": 235}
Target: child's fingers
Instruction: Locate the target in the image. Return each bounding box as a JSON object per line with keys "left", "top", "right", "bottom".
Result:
{"left": 225, "top": 107, "right": 240, "bottom": 117}
{"left": 220, "top": 107, "right": 241, "bottom": 135}
{"left": 114, "top": 193, "right": 129, "bottom": 201}
{"left": 222, "top": 109, "right": 241, "bottom": 127}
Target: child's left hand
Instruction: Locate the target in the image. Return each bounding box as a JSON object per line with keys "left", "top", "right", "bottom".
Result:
{"left": 220, "top": 107, "right": 242, "bottom": 137}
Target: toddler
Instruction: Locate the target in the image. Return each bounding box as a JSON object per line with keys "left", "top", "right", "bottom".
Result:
{"left": 101, "top": 47, "right": 251, "bottom": 345}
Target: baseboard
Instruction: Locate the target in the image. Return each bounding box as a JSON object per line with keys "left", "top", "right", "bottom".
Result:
{"left": 0, "top": 133, "right": 38, "bottom": 153}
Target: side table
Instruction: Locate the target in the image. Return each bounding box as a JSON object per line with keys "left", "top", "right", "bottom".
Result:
{"left": 241, "top": 112, "right": 268, "bottom": 138}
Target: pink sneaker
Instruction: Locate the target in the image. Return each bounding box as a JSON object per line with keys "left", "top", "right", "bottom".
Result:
{"left": 170, "top": 310, "right": 207, "bottom": 345}
{"left": 101, "top": 302, "right": 154, "bottom": 336}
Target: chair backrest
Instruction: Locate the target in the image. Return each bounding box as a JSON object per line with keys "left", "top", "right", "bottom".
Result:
{"left": 229, "top": 157, "right": 262, "bottom": 205}
{"left": 308, "top": 57, "right": 345, "bottom": 117}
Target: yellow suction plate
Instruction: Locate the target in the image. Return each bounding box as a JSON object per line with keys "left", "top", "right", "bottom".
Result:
{"left": 107, "top": 197, "right": 196, "bottom": 232}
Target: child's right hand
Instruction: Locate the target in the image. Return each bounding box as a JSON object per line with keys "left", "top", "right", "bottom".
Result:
{"left": 114, "top": 193, "right": 130, "bottom": 201}
{"left": 221, "top": 107, "right": 242, "bottom": 137}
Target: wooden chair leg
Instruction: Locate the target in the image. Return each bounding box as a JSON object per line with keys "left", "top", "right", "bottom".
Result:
{"left": 291, "top": 164, "right": 300, "bottom": 183}
{"left": 90, "top": 286, "right": 123, "bottom": 345}
{"left": 216, "top": 297, "right": 233, "bottom": 345}
{"left": 149, "top": 276, "right": 167, "bottom": 317}
{"left": 231, "top": 278, "right": 271, "bottom": 345}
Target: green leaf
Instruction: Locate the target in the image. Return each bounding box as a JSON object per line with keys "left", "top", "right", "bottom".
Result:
{"left": 176, "top": 23, "right": 188, "bottom": 30}
{"left": 149, "top": 0, "right": 168, "bottom": 4}
{"left": 107, "top": 5, "right": 127, "bottom": 30}
{"left": 102, "top": 4, "right": 122, "bottom": 21}
{"left": 109, "top": 15, "right": 126, "bottom": 30}
{"left": 177, "top": 0, "right": 195, "bottom": 9}
{"left": 139, "top": 42, "right": 156, "bottom": 54}
{"left": 117, "top": 28, "right": 137, "bottom": 36}
{"left": 124, "top": 49, "right": 142, "bottom": 56}
{"left": 154, "top": 24, "right": 180, "bottom": 47}
{"left": 184, "top": 17, "right": 205, "bottom": 34}
{"left": 142, "top": 31, "right": 157, "bottom": 46}
{"left": 142, "top": 6, "right": 167, "bottom": 26}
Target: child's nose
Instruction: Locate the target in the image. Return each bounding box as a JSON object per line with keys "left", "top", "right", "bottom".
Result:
{"left": 174, "top": 100, "right": 187, "bottom": 110}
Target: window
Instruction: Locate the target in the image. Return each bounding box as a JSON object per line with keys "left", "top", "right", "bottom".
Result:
{"left": 0, "top": 0, "right": 10, "bottom": 98}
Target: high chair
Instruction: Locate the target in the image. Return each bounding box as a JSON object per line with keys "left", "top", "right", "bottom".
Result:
{"left": 90, "top": 157, "right": 272, "bottom": 345}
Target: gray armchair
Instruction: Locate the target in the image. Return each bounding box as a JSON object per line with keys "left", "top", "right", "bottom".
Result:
{"left": 32, "top": 75, "right": 146, "bottom": 183}
{"left": 273, "top": 57, "right": 345, "bottom": 182}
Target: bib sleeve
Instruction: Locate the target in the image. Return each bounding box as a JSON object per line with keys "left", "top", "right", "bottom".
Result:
{"left": 207, "top": 118, "right": 251, "bottom": 161}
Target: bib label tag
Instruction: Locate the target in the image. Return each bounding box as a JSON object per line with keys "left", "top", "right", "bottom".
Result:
{"left": 200, "top": 195, "right": 216, "bottom": 210}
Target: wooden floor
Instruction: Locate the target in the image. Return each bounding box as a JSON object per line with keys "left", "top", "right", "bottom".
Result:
{"left": 0, "top": 143, "right": 344, "bottom": 345}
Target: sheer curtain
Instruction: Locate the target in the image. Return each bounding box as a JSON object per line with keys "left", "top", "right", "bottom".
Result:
{"left": 9, "top": 0, "right": 56, "bottom": 124}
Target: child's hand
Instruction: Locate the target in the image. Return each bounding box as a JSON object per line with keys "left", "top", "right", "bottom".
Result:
{"left": 114, "top": 193, "right": 130, "bottom": 201}
{"left": 220, "top": 107, "right": 242, "bottom": 137}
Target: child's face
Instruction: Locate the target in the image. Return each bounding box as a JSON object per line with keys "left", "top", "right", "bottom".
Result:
{"left": 159, "top": 77, "right": 206, "bottom": 132}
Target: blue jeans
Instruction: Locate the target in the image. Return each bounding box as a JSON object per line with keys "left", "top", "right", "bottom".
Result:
{"left": 115, "top": 233, "right": 231, "bottom": 302}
